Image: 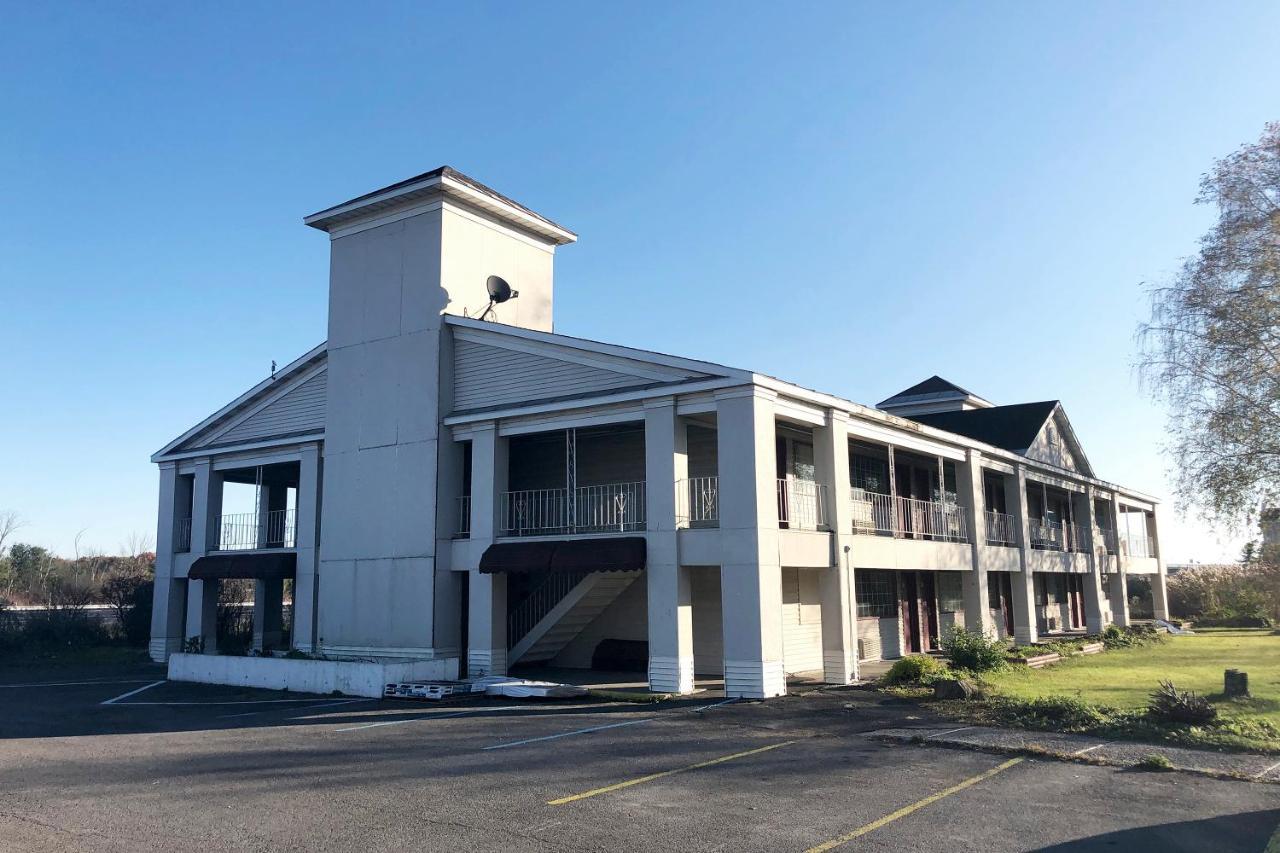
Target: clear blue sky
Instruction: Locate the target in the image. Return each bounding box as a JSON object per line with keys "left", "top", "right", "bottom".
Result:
{"left": 2, "top": 2, "right": 1277, "bottom": 561}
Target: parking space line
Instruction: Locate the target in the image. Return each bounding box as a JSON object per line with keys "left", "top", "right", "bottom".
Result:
{"left": 1254, "top": 758, "right": 1280, "bottom": 780}
{"left": 220, "top": 698, "right": 373, "bottom": 720}
{"left": 333, "top": 705, "right": 527, "bottom": 732}
{"left": 100, "top": 680, "right": 166, "bottom": 705}
{"left": 692, "top": 698, "right": 738, "bottom": 713}
{"left": 1073, "top": 742, "right": 1107, "bottom": 756}
{"left": 483, "top": 717, "right": 654, "bottom": 750}
{"left": 803, "top": 757, "right": 1024, "bottom": 852}
{"left": 926, "top": 726, "right": 973, "bottom": 739}
{"left": 0, "top": 679, "right": 156, "bottom": 689}
{"left": 547, "top": 739, "right": 798, "bottom": 805}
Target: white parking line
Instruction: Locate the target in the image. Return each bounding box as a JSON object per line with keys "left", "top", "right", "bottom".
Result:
{"left": 927, "top": 726, "right": 974, "bottom": 739}
{"left": 100, "top": 680, "right": 166, "bottom": 705}
{"left": 220, "top": 698, "right": 373, "bottom": 720}
{"left": 692, "top": 698, "right": 738, "bottom": 713}
{"left": 334, "top": 705, "right": 528, "bottom": 733}
{"left": 1073, "top": 742, "right": 1107, "bottom": 756}
{"left": 1253, "top": 758, "right": 1280, "bottom": 779}
{"left": 482, "top": 717, "right": 655, "bottom": 750}
{"left": 1, "top": 679, "right": 156, "bottom": 689}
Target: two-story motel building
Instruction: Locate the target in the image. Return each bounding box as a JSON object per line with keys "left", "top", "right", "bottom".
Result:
{"left": 150, "top": 167, "right": 1169, "bottom": 698}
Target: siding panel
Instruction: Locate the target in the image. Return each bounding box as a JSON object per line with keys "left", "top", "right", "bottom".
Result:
{"left": 202, "top": 370, "right": 327, "bottom": 446}
{"left": 453, "top": 339, "right": 672, "bottom": 411}
{"left": 782, "top": 567, "right": 823, "bottom": 674}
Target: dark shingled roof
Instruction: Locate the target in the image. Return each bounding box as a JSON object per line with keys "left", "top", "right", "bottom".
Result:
{"left": 878, "top": 375, "right": 983, "bottom": 407}
{"left": 908, "top": 401, "right": 1059, "bottom": 452}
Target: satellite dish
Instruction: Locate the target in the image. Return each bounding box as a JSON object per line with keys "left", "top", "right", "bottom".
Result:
{"left": 470, "top": 275, "right": 519, "bottom": 320}
{"left": 486, "top": 275, "right": 517, "bottom": 304}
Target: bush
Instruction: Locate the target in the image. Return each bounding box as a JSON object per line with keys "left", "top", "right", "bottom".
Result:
{"left": 1137, "top": 753, "right": 1174, "bottom": 771}
{"left": 1102, "top": 623, "right": 1164, "bottom": 649}
{"left": 1192, "top": 614, "right": 1272, "bottom": 628}
{"left": 990, "top": 695, "right": 1112, "bottom": 732}
{"left": 1148, "top": 680, "right": 1218, "bottom": 726}
{"left": 882, "top": 654, "right": 949, "bottom": 685}
{"left": 940, "top": 626, "right": 1007, "bottom": 673}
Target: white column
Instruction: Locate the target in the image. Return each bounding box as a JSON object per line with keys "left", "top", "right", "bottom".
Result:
{"left": 467, "top": 423, "right": 508, "bottom": 676}
{"left": 189, "top": 460, "right": 223, "bottom": 555}
{"left": 292, "top": 445, "right": 322, "bottom": 652}
{"left": 1077, "top": 488, "right": 1105, "bottom": 633}
{"left": 958, "top": 450, "right": 993, "bottom": 636}
{"left": 185, "top": 578, "right": 218, "bottom": 653}
{"left": 645, "top": 400, "right": 694, "bottom": 693}
{"left": 716, "top": 388, "right": 785, "bottom": 699}
{"left": 1149, "top": 510, "right": 1170, "bottom": 620}
{"left": 816, "top": 410, "right": 856, "bottom": 684}
{"left": 1007, "top": 465, "right": 1038, "bottom": 644}
{"left": 1108, "top": 495, "right": 1130, "bottom": 626}
{"left": 149, "top": 464, "right": 185, "bottom": 662}
{"left": 253, "top": 577, "right": 285, "bottom": 651}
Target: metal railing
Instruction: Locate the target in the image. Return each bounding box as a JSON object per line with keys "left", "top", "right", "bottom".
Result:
{"left": 456, "top": 495, "right": 472, "bottom": 538}
{"left": 1066, "top": 522, "right": 1091, "bottom": 554}
{"left": 675, "top": 476, "right": 719, "bottom": 528}
{"left": 507, "top": 570, "right": 590, "bottom": 647}
{"left": 1124, "top": 532, "right": 1153, "bottom": 559}
{"left": 1098, "top": 527, "right": 1118, "bottom": 555}
{"left": 1029, "top": 518, "right": 1063, "bottom": 550}
{"left": 175, "top": 517, "right": 192, "bottom": 553}
{"left": 849, "top": 491, "right": 968, "bottom": 543}
{"left": 500, "top": 482, "right": 646, "bottom": 536}
{"left": 778, "top": 479, "right": 828, "bottom": 530}
{"left": 212, "top": 509, "right": 296, "bottom": 551}
{"left": 985, "top": 510, "right": 1017, "bottom": 546}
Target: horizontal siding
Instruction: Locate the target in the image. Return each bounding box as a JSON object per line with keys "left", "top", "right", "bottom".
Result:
{"left": 782, "top": 568, "right": 823, "bottom": 674}
{"left": 453, "top": 339, "right": 667, "bottom": 411}
{"left": 209, "top": 371, "right": 327, "bottom": 446}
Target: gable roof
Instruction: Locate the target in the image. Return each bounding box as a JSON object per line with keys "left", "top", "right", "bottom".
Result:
{"left": 908, "top": 401, "right": 1059, "bottom": 451}
{"left": 877, "top": 375, "right": 993, "bottom": 411}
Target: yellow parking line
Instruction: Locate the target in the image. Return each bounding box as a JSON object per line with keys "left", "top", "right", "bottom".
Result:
{"left": 804, "top": 757, "right": 1024, "bottom": 852}
{"left": 548, "top": 740, "right": 798, "bottom": 805}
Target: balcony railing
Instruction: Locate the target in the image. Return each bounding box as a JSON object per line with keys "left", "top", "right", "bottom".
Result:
{"left": 1124, "top": 532, "right": 1153, "bottom": 559}
{"left": 456, "top": 495, "right": 472, "bottom": 538}
{"left": 1029, "top": 518, "right": 1063, "bottom": 550}
{"left": 1098, "top": 527, "right": 1118, "bottom": 556}
{"left": 985, "top": 510, "right": 1017, "bottom": 547}
{"left": 676, "top": 476, "right": 719, "bottom": 528}
{"left": 1066, "top": 522, "right": 1091, "bottom": 554}
{"left": 850, "top": 491, "right": 969, "bottom": 543}
{"left": 175, "top": 517, "right": 192, "bottom": 553}
{"left": 778, "top": 479, "right": 828, "bottom": 530}
{"left": 500, "top": 482, "right": 646, "bottom": 537}
{"left": 212, "top": 509, "right": 296, "bottom": 551}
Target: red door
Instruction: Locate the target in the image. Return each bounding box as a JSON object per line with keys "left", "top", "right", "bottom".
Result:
{"left": 900, "top": 574, "right": 922, "bottom": 654}
{"left": 920, "top": 573, "right": 939, "bottom": 650}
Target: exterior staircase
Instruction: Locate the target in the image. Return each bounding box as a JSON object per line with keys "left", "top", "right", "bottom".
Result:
{"left": 508, "top": 570, "right": 641, "bottom": 665}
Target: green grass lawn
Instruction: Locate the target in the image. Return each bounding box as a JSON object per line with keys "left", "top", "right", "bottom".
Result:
{"left": 981, "top": 628, "right": 1280, "bottom": 732}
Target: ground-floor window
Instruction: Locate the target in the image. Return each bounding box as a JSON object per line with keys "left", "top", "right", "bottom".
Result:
{"left": 936, "top": 572, "right": 963, "bottom": 613}
{"left": 855, "top": 569, "right": 897, "bottom": 618}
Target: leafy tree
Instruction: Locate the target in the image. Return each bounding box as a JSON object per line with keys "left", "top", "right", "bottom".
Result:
{"left": 1139, "top": 121, "right": 1280, "bottom": 529}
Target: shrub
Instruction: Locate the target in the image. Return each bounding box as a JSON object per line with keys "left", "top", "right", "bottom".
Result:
{"left": 940, "top": 626, "right": 1007, "bottom": 673}
{"left": 1148, "top": 680, "right": 1218, "bottom": 726}
{"left": 991, "top": 695, "right": 1112, "bottom": 732}
{"left": 1102, "top": 624, "right": 1164, "bottom": 650}
{"left": 882, "top": 654, "right": 949, "bottom": 685}
{"left": 1137, "top": 753, "right": 1174, "bottom": 771}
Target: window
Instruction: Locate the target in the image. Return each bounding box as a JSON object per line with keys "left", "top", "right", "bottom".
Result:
{"left": 937, "top": 573, "right": 963, "bottom": 613}
{"left": 855, "top": 569, "right": 897, "bottom": 618}
{"left": 851, "top": 453, "right": 888, "bottom": 494}
{"left": 988, "top": 575, "right": 1003, "bottom": 610}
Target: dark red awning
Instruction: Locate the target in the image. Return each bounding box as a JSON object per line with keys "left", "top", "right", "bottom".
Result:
{"left": 480, "top": 537, "right": 645, "bottom": 574}
{"left": 188, "top": 552, "right": 297, "bottom": 581}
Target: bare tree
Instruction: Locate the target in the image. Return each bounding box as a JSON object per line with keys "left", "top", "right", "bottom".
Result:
{"left": 0, "top": 510, "right": 23, "bottom": 556}
{"left": 1139, "top": 121, "right": 1280, "bottom": 530}
{"left": 119, "top": 530, "right": 153, "bottom": 559}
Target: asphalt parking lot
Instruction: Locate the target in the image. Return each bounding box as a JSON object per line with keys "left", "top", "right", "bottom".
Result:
{"left": 1, "top": 662, "right": 1277, "bottom": 852}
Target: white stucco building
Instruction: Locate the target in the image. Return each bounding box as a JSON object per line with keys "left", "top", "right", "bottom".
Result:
{"left": 150, "top": 167, "right": 1169, "bottom": 698}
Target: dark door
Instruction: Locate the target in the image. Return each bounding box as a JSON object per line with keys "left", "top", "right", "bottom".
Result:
{"left": 920, "top": 573, "right": 939, "bottom": 650}
{"left": 1069, "top": 576, "right": 1085, "bottom": 629}
{"left": 900, "top": 574, "right": 922, "bottom": 654}
{"left": 458, "top": 571, "right": 470, "bottom": 678}
{"left": 998, "top": 571, "right": 1008, "bottom": 630}
{"left": 776, "top": 436, "right": 789, "bottom": 529}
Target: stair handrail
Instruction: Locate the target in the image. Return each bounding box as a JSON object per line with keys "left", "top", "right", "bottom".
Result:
{"left": 507, "top": 570, "right": 590, "bottom": 648}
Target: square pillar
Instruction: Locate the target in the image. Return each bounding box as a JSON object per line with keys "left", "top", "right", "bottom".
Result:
{"left": 716, "top": 388, "right": 785, "bottom": 699}
{"left": 253, "top": 577, "right": 285, "bottom": 652}
{"left": 645, "top": 400, "right": 694, "bottom": 693}
{"left": 469, "top": 423, "right": 506, "bottom": 544}
{"left": 1006, "top": 465, "right": 1038, "bottom": 645}
{"left": 150, "top": 464, "right": 185, "bottom": 661}
{"left": 1148, "top": 510, "right": 1170, "bottom": 620}
{"left": 185, "top": 578, "right": 218, "bottom": 653}
{"left": 467, "top": 569, "right": 507, "bottom": 677}
{"left": 1076, "top": 488, "right": 1105, "bottom": 634}
{"left": 816, "top": 410, "right": 856, "bottom": 684}
{"left": 958, "top": 450, "right": 993, "bottom": 636}
{"left": 189, "top": 460, "right": 224, "bottom": 555}
{"left": 292, "top": 445, "right": 322, "bottom": 652}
